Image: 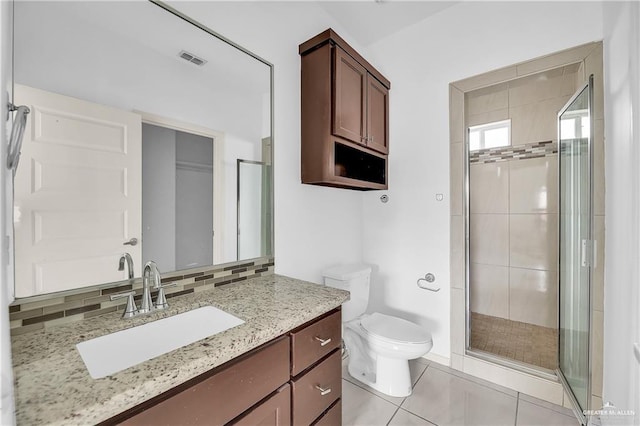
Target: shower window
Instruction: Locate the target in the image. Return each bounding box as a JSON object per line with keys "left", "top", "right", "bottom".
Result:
{"left": 559, "top": 109, "right": 590, "bottom": 139}
{"left": 468, "top": 119, "right": 511, "bottom": 151}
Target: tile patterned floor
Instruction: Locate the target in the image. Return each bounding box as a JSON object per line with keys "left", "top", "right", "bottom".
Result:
{"left": 341, "top": 357, "right": 579, "bottom": 426}
{"left": 469, "top": 312, "right": 558, "bottom": 370}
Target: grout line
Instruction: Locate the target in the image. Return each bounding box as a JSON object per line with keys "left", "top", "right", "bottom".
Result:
{"left": 385, "top": 406, "right": 401, "bottom": 426}
{"left": 429, "top": 363, "right": 519, "bottom": 399}
{"left": 411, "top": 363, "right": 430, "bottom": 390}
{"left": 518, "top": 394, "right": 578, "bottom": 419}
{"left": 396, "top": 407, "right": 439, "bottom": 426}
{"left": 343, "top": 375, "right": 404, "bottom": 407}
{"left": 514, "top": 392, "right": 520, "bottom": 426}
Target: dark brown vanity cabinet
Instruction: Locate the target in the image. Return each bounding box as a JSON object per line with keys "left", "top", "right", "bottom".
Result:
{"left": 106, "top": 308, "right": 342, "bottom": 426}
{"left": 300, "top": 29, "right": 390, "bottom": 190}
{"left": 290, "top": 310, "right": 342, "bottom": 425}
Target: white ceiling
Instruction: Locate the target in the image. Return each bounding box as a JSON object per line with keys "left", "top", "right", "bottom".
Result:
{"left": 316, "top": 1, "right": 458, "bottom": 47}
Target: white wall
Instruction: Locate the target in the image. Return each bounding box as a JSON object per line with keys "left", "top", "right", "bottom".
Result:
{"left": 362, "top": 2, "right": 603, "bottom": 359}
{"left": 602, "top": 1, "right": 640, "bottom": 417}
{"left": 13, "top": 2, "right": 265, "bottom": 150}
{"left": 168, "top": 2, "right": 367, "bottom": 283}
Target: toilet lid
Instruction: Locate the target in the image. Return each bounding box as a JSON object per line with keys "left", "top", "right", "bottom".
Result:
{"left": 360, "top": 313, "right": 432, "bottom": 344}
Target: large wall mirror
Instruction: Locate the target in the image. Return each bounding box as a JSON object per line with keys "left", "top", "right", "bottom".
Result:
{"left": 10, "top": 1, "right": 273, "bottom": 299}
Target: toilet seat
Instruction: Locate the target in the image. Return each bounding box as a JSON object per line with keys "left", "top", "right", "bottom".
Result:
{"left": 360, "top": 313, "right": 432, "bottom": 345}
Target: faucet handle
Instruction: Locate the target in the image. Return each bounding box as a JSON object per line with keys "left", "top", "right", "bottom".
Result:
{"left": 154, "top": 282, "right": 177, "bottom": 310}
{"left": 110, "top": 291, "right": 138, "bottom": 318}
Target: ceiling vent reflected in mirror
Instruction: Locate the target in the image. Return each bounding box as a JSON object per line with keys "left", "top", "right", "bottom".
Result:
{"left": 178, "top": 50, "right": 207, "bottom": 66}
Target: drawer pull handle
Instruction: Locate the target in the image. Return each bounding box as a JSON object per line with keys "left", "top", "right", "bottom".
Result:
{"left": 315, "top": 336, "right": 332, "bottom": 346}
{"left": 315, "top": 385, "right": 332, "bottom": 396}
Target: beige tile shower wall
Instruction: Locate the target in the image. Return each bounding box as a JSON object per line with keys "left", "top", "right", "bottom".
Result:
{"left": 584, "top": 43, "right": 605, "bottom": 401}
{"left": 467, "top": 69, "right": 572, "bottom": 329}
{"left": 467, "top": 66, "right": 577, "bottom": 146}
{"left": 469, "top": 156, "right": 558, "bottom": 327}
{"left": 449, "top": 85, "right": 466, "bottom": 360}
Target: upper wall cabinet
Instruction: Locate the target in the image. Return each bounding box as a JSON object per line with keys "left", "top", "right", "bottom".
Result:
{"left": 300, "top": 29, "right": 390, "bottom": 190}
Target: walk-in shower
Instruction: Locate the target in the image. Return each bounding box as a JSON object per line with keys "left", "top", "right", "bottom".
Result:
{"left": 465, "top": 65, "right": 582, "bottom": 373}
{"left": 450, "top": 41, "right": 604, "bottom": 424}
{"left": 463, "top": 64, "right": 597, "bottom": 423}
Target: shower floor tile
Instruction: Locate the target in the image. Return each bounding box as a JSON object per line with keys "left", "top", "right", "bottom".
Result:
{"left": 470, "top": 312, "right": 558, "bottom": 370}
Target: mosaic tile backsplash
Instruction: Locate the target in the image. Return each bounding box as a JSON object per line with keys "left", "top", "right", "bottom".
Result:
{"left": 9, "top": 257, "right": 274, "bottom": 336}
{"left": 470, "top": 140, "right": 557, "bottom": 164}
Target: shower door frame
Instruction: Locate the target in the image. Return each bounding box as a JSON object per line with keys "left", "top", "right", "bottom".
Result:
{"left": 236, "top": 159, "right": 270, "bottom": 260}
{"left": 555, "top": 76, "right": 595, "bottom": 425}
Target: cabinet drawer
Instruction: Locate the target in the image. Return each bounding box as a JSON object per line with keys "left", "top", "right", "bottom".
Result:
{"left": 120, "top": 337, "right": 289, "bottom": 426}
{"left": 291, "top": 310, "right": 341, "bottom": 376}
{"left": 292, "top": 350, "right": 341, "bottom": 425}
{"left": 313, "top": 399, "right": 341, "bottom": 426}
{"left": 230, "top": 384, "right": 291, "bottom": 426}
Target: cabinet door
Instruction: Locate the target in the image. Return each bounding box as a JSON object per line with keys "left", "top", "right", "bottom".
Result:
{"left": 366, "top": 74, "right": 389, "bottom": 154}
{"left": 118, "top": 337, "right": 289, "bottom": 425}
{"left": 231, "top": 384, "right": 291, "bottom": 426}
{"left": 314, "top": 400, "right": 342, "bottom": 426}
{"left": 333, "top": 46, "right": 367, "bottom": 145}
{"left": 292, "top": 350, "right": 341, "bottom": 425}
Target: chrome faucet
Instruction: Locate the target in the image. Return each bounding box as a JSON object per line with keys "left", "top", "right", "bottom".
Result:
{"left": 111, "top": 260, "right": 176, "bottom": 319}
{"left": 141, "top": 261, "right": 160, "bottom": 314}
{"left": 118, "top": 253, "right": 134, "bottom": 279}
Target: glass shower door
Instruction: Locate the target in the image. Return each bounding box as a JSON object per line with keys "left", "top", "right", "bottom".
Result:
{"left": 557, "top": 76, "right": 593, "bottom": 424}
{"left": 237, "top": 160, "right": 271, "bottom": 260}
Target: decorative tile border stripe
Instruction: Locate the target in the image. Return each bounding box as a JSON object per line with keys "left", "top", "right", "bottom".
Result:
{"left": 9, "top": 258, "right": 275, "bottom": 336}
{"left": 470, "top": 141, "right": 557, "bottom": 164}
{"left": 558, "top": 138, "right": 589, "bottom": 155}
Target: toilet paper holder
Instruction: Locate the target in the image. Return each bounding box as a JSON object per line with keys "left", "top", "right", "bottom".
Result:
{"left": 417, "top": 273, "right": 440, "bottom": 292}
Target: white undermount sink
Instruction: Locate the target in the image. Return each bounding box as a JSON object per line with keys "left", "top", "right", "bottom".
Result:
{"left": 76, "top": 306, "right": 244, "bottom": 379}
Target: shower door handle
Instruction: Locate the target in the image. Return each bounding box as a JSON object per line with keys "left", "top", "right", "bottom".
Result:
{"left": 581, "top": 239, "right": 591, "bottom": 267}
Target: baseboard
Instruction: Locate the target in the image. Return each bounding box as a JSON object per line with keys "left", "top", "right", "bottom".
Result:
{"left": 422, "top": 352, "right": 450, "bottom": 367}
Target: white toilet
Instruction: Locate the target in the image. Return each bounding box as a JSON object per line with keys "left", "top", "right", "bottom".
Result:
{"left": 323, "top": 264, "right": 433, "bottom": 397}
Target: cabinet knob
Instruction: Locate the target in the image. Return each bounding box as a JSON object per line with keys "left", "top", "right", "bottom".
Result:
{"left": 314, "top": 336, "right": 332, "bottom": 346}
{"left": 315, "top": 385, "right": 332, "bottom": 396}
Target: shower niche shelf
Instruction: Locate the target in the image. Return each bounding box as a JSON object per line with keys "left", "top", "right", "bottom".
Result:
{"left": 299, "top": 28, "right": 390, "bottom": 191}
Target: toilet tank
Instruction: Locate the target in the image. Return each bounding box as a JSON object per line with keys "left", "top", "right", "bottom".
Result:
{"left": 323, "top": 264, "right": 371, "bottom": 322}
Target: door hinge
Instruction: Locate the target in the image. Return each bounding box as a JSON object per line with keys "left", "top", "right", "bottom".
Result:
{"left": 581, "top": 239, "right": 596, "bottom": 267}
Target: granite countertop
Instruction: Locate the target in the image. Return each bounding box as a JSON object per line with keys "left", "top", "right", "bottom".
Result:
{"left": 11, "top": 274, "right": 349, "bottom": 425}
